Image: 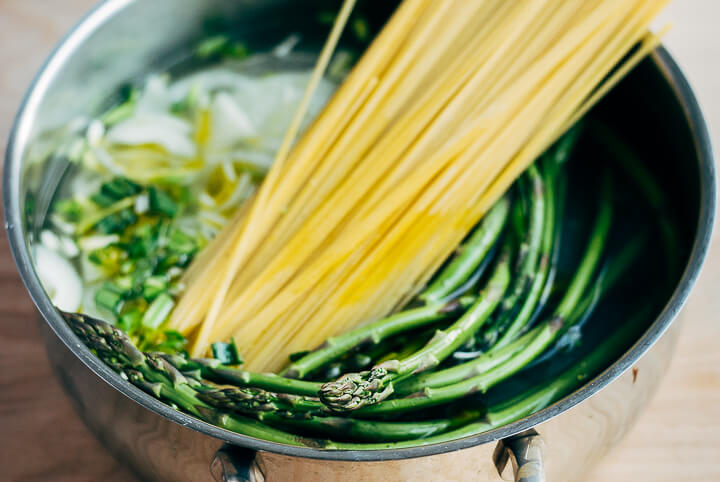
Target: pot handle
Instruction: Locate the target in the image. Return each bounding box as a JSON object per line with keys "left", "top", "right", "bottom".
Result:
{"left": 494, "top": 430, "right": 546, "bottom": 482}
{"left": 211, "top": 432, "right": 546, "bottom": 482}
{"left": 211, "top": 444, "right": 263, "bottom": 482}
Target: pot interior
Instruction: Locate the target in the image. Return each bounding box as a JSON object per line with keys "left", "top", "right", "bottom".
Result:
{"left": 5, "top": 0, "right": 712, "bottom": 459}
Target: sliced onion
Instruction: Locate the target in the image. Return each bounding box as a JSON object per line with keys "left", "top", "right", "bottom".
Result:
{"left": 34, "top": 245, "right": 83, "bottom": 312}
{"left": 106, "top": 113, "right": 196, "bottom": 158}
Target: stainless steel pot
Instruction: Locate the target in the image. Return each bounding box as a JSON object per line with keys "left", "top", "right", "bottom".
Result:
{"left": 3, "top": 1, "right": 715, "bottom": 481}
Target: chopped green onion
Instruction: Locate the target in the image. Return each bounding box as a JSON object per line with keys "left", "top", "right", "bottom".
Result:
{"left": 77, "top": 197, "right": 135, "bottom": 234}
{"left": 140, "top": 329, "right": 188, "bottom": 354}
{"left": 112, "top": 275, "right": 134, "bottom": 293}
{"left": 149, "top": 187, "right": 178, "bottom": 218}
{"left": 95, "top": 208, "right": 137, "bottom": 234}
{"left": 90, "top": 192, "right": 116, "bottom": 208}
{"left": 141, "top": 293, "right": 175, "bottom": 329}
{"left": 119, "top": 259, "right": 136, "bottom": 274}
{"left": 195, "top": 35, "right": 248, "bottom": 60}
{"left": 100, "top": 177, "right": 142, "bottom": 200}
{"left": 168, "top": 229, "right": 196, "bottom": 255}
{"left": 143, "top": 275, "right": 167, "bottom": 301}
{"left": 118, "top": 309, "right": 142, "bottom": 332}
{"left": 101, "top": 86, "right": 138, "bottom": 126}
{"left": 211, "top": 339, "right": 242, "bottom": 365}
{"left": 156, "top": 330, "right": 188, "bottom": 353}
{"left": 127, "top": 224, "right": 156, "bottom": 259}
{"left": 94, "top": 287, "right": 124, "bottom": 314}
{"left": 88, "top": 245, "right": 126, "bottom": 270}
{"left": 130, "top": 258, "right": 155, "bottom": 286}
{"left": 54, "top": 199, "right": 84, "bottom": 222}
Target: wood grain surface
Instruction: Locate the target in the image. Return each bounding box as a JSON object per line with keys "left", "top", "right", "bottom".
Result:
{"left": 1, "top": 1, "right": 718, "bottom": 481}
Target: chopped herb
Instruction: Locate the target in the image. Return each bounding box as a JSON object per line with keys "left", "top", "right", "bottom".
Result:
{"left": 90, "top": 192, "right": 116, "bottom": 208}
{"left": 102, "top": 86, "right": 139, "bottom": 126}
{"left": 88, "top": 245, "right": 127, "bottom": 271}
{"left": 127, "top": 224, "right": 156, "bottom": 259}
{"left": 77, "top": 196, "right": 136, "bottom": 234}
{"left": 54, "top": 199, "right": 84, "bottom": 222}
{"left": 112, "top": 275, "right": 134, "bottom": 293}
{"left": 100, "top": 177, "right": 142, "bottom": 200}
{"left": 140, "top": 330, "right": 188, "bottom": 354}
{"left": 95, "top": 208, "right": 137, "bottom": 234}
{"left": 141, "top": 293, "right": 175, "bottom": 329}
{"left": 118, "top": 309, "right": 142, "bottom": 332}
{"left": 195, "top": 35, "right": 249, "bottom": 60}
{"left": 95, "top": 286, "right": 124, "bottom": 314}
{"left": 148, "top": 187, "right": 178, "bottom": 218}
{"left": 211, "top": 339, "right": 243, "bottom": 365}
{"left": 130, "top": 258, "right": 156, "bottom": 286}
{"left": 155, "top": 330, "right": 188, "bottom": 353}
{"left": 168, "top": 228, "right": 197, "bottom": 255}
{"left": 143, "top": 275, "right": 167, "bottom": 301}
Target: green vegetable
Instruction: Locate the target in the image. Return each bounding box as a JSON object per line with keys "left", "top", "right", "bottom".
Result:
{"left": 101, "top": 86, "right": 139, "bottom": 126}
{"left": 94, "top": 286, "right": 124, "bottom": 314}
{"left": 148, "top": 186, "right": 179, "bottom": 217}
{"left": 282, "top": 297, "right": 475, "bottom": 380}
{"left": 101, "top": 177, "right": 142, "bottom": 200}
{"left": 319, "top": 240, "right": 513, "bottom": 411}
{"left": 195, "top": 35, "right": 249, "bottom": 60}
{"left": 142, "top": 293, "right": 175, "bottom": 329}
{"left": 118, "top": 309, "right": 142, "bottom": 333}
{"left": 54, "top": 199, "right": 84, "bottom": 222}
{"left": 88, "top": 245, "right": 127, "bottom": 271}
{"left": 211, "top": 339, "right": 243, "bottom": 365}
{"left": 420, "top": 195, "right": 510, "bottom": 304}
{"left": 354, "top": 174, "right": 612, "bottom": 417}
{"left": 94, "top": 208, "right": 137, "bottom": 234}
{"left": 142, "top": 275, "right": 167, "bottom": 301}
{"left": 167, "top": 228, "right": 197, "bottom": 255}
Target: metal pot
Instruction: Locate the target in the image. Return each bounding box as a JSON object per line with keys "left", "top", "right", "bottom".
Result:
{"left": 3, "top": 1, "right": 715, "bottom": 481}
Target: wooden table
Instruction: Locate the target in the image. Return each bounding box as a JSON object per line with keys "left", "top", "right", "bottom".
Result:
{"left": 1, "top": 2, "right": 718, "bottom": 481}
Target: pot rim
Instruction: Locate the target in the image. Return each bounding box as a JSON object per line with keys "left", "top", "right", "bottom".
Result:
{"left": 3, "top": 0, "right": 716, "bottom": 462}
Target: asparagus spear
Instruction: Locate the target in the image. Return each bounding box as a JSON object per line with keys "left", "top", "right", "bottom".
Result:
{"left": 281, "top": 296, "right": 475, "bottom": 380}
{"left": 165, "top": 355, "right": 324, "bottom": 397}
{"left": 282, "top": 194, "right": 510, "bottom": 380}
{"left": 354, "top": 176, "right": 612, "bottom": 417}
{"left": 319, "top": 240, "right": 513, "bottom": 411}
{"left": 196, "top": 386, "right": 326, "bottom": 416}
{"left": 66, "top": 310, "right": 496, "bottom": 445}
{"left": 481, "top": 127, "right": 578, "bottom": 348}
{"left": 496, "top": 167, "right": 546, "bottom": 321}
{"left": 258, "top": 409, "right": 484, "bottom": 443}
{"left": 419, "top": 195, "right": 511, "bottom": 304}
{"left": 338, "top": 305, "right": 644, "bottom": 450}
{"left": 63, "top": 295, "right": 642, "bottom": 449}
{"left": 62, "top": 311, "right": 311, "bottom": 446}
{"left": 489, "top": 161, "right": 558, "bottom": 348}
{"left": 393, "top": 326, "right": 540, "bottom": 396}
